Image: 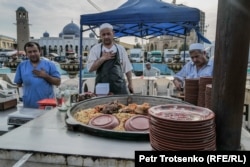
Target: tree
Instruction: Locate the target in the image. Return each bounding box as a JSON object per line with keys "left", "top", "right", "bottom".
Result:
{"left": 179, "top": 43, "right": 189, "bottom": 52}
{"left": 134, "top": 43, "right": 142, "bottom": 48}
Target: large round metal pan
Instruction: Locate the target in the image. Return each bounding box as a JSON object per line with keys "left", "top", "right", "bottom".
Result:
{"left": 65, "top": 95, "right": 188, "bottom": 140}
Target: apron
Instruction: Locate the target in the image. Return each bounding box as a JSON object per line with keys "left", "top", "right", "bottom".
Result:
{"left": 95, "top": 44, "right": 128, "bottom": 94}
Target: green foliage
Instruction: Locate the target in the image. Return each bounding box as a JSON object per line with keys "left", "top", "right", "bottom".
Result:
{"left": 179, "top": 43, "right": 189, "bottom": 52}
{"left": 134, "top": 43, "right": 142, "bottom": 48}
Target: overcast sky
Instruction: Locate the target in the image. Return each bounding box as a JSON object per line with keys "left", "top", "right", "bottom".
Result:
{"left": 0, "top": 0, "right": 218, "bottom": 44}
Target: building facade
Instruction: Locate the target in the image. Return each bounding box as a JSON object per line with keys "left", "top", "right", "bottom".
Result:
{"left": 146, "top": 30, "right": 197, "bottom": 52}
{"left": 146, "top": 8, "right": 206, "bottom": 52}
{"left": 0, "top": 35, "right": 16, "bottom": 50}
{"left": 31, "top": 21, "right": 98, "bottom": 57}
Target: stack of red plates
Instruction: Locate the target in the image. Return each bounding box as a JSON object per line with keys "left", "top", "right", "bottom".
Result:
{"left": 184, "top": 79, "right": 199, "bottom": 105}
{"left": 148, "top": 104, "right": 216, "bottom": 151}
{"left": 205, "top": 84, "right": 213, "bottom": 110}
{"left": 197, "top": 77, "right": 213, "bottom": 107}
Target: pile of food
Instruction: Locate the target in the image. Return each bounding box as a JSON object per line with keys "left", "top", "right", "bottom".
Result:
{"left": 77, "top": 92, "right": 96, "bottom": 101}
{"left": 73, "top": 100, "right": 150, "bottom": 131}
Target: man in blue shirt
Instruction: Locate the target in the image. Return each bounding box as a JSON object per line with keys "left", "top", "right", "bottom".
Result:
{"left": 14, "top": 42, "right": 61, "bottom": 108}
{"left": 173, "top": 43, "right": 214, "bottom": 91}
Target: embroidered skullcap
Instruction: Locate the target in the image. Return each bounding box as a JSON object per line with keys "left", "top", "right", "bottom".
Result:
{"left": 145, "top": 62, "right": 151, "bottom": 65}
{"left": 189, "top": 43, "right": 205, "bottom": 51}
{"left": 99, "top": 23, "right": 113, "bottom": 31}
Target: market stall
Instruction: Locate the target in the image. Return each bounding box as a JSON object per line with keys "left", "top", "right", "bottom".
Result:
{"left": 78, "top": 0, "right": 211, "bottom": 93}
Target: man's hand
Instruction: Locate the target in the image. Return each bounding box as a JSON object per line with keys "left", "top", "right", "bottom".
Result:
{"left": 32, "top": 68, "right": 61, "bottom": 86}
{"left": 102, "top": 51, "right": 115, "bottom": 61}
{"left": 173, "top": 78, "right": 183, "bottom": 91}
{"left": 128, "top": 83, "right": 134, "bottom": 94}
{"left": 89, "top": 51, "right": 116, "bottom": 72}
{"left": 32, "top": 68, "right": 48, "bottom": 78}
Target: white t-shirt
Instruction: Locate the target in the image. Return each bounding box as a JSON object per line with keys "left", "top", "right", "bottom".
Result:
{"left": 144, "top": 67, "right": 161, "bottom": 76}
{"left": 87, "top": 43, "right": 133, "bottom": 73}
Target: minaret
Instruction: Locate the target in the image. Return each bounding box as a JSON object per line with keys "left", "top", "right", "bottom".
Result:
{"left": 16, "top": 7, "right": 30, "bottom": 51}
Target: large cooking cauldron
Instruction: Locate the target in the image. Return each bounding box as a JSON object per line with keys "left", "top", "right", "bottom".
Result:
{"left": 65, "top": 95, "right": 188, "bottom": 140}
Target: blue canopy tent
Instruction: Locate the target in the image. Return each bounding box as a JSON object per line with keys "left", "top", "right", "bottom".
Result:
{"left": 79, "top": 0, "right": 211, "bottom": 93}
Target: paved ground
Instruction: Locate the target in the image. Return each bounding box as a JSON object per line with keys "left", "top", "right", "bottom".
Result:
{"left": 241, "top": 127, "right": 250, "bottom": 150}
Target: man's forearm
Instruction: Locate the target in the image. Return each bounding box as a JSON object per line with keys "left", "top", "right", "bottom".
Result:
{"left": 126, "top": 71, "right": 133, "bottom": 85}
{"left": 173, "top": 77, "right": 182, "bottom": 83}
{"left": 173, "top": 77, "right": 183, "bottom": 90}
{"left": 89, "top": 58, "right": 105, "bottom": 72}
{"left": 44, "top": 75, "right": 61, "bottom": 86}
{"left": 126, "top": 71, "right": 134, "bottom": 93}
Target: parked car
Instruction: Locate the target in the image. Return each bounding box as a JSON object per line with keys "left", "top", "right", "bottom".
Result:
{"left": 129, "top": 48, "right": 144, "bottom": 63}
{"left": 148, "top": 50, "right": 163, "bottom": 63}
{"left": 163, "top": 49, "right": 179, "bottom": 63}
{"left": 180, "top": 50, "right": 191, "bottom": 63}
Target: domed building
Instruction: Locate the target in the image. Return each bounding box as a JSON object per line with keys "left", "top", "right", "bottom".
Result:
{"left": 62, "top": 21, "right": 80, "bottom": 37}
{"left": 31, "top": 21, "right": 97, "bottom": 57}
{"left": 43, "top": 31, "right": 49, "bottom": 38}
{"left": 89, "top": 32, "right": 95, "bottom": 38}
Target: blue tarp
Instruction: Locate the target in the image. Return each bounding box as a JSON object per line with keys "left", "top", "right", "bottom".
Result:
{"left": 80, "top": 0, "right": 210, "bottom": 41}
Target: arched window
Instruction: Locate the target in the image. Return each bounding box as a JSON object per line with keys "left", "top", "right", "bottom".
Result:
{"left": 163, "top": 43, "right": 168, "bottom": 49}
{"left": 75, "top": 46, "right": 78, "bottom": 53}
{"left": 150, "top": 44, "right": 154, "bottom": 51}
{"left": 49, "top": 45, "right": 52, "bottom": 52}
{"left": 54, "top": 45, "right": 57, "bottom": 52}
{"left": 43, "top": 45, "right": 47, "bottom": 56}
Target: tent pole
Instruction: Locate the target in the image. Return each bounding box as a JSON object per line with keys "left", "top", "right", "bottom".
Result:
{"left": 183, "top": 30, "right": 187, "bottom": 63}
{"left": 79, "top": 26, "right": 83, "bottom": 94}
{"left": 140, "top": 24, "right": 145, "bottom": 76}
{"left": 141, "top": 37, "right": 145, "bottom": 76}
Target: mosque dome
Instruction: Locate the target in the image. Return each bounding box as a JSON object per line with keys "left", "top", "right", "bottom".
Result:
{"left": 59, "top": 32, "right": 63, "bottom": 37}
{"left": 75, "top": 33, "right": 80, "bottom": 37}
{"left": 62, "top": 21, "right": 80, "bottom": 36}
{"left": 17, "top": 6, "right": 27, "bottom": 12}
{"left": 89, "top": 32, "right": 95, "bottom": 38}
{"left": 43, "top": 31, "right": 49, "bottom": 37}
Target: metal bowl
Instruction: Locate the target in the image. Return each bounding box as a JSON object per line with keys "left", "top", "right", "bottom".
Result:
{"left": 65, "top": 95, "right": 188, "bottom": 140}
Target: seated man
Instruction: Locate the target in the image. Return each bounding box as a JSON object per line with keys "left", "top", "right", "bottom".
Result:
{"left": 173, "top": 43, "right": 214, "bottom": 91}
{"left": 143, "top": 62, "right": 160, "bottom": 94}
{"left": 143, "top": 62, "right": 160, "bottom": 76}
